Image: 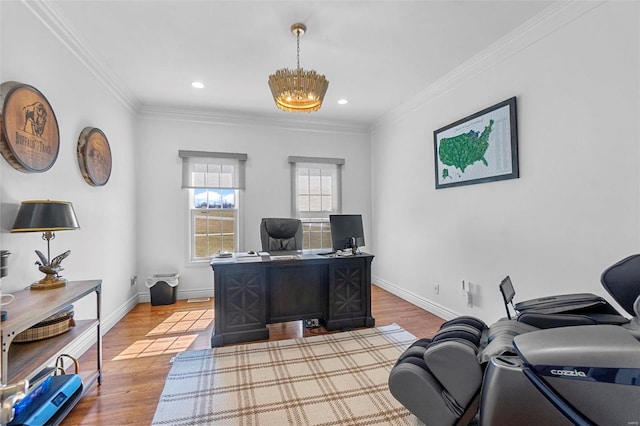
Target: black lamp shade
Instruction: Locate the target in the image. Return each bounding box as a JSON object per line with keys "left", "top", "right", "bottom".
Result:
{"left": 11, "top": 200, "right": 80, "bottom": 232}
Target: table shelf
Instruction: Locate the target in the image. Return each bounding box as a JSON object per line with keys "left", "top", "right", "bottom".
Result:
{"left": 0, "top": 280, "right": 102, "bottom": 423}
{"left": 6, "top": 319, "right": 98, "bottom": 384}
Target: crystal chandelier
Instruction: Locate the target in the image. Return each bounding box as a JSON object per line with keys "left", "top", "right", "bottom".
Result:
{"left": 268, "top": 23, "right": 329, "bottom": 113}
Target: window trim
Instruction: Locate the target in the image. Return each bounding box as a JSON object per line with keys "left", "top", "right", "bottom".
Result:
{"left": 289, "top": 156, "right": 344, "bottom": 250}
{"left": 181, "top": 150, "right": 247, "bottom": 263}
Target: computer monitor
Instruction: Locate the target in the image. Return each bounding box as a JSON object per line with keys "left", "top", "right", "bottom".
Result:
{"left": 330, "top": 214, "right": 365, "bottom": 252}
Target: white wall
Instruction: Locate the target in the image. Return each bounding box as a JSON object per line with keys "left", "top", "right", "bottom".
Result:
{"left": 370, "top": 2, "right": 640, "bottom": 324}
{"left": 0, "top": 2, "right": 138, "bottom": 325}
{"left": 135, "top": 113, "right": 371, "bottom": 298}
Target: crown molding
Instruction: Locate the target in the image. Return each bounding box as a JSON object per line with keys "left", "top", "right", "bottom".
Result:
{"left": 372, "top": 0, "right": 606, "bottom": 133}
{"left": 22, "top": 0, "right": 142, "bottom": 113}
{"left": 138, "top": 104, "right": 371, "bottom": 136}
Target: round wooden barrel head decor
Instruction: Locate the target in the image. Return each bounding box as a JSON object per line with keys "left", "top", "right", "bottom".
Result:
{"left": 77, "top": 127, "right": 112, "bottom": 186}
{"left": 0, "top": 81, "right": 60, "bottom": 172}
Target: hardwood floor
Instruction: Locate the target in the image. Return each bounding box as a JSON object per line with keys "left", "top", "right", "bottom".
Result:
{"left": 62, "top": 285, "right": 444, "bottom": 425}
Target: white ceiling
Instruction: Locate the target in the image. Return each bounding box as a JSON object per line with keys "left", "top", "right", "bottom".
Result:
{"left": 49, "top": 0, "right": 553, "bottom": 126}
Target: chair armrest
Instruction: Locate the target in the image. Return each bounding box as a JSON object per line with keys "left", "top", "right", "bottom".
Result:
{"left": 423, "top": 339, "right": 483, "bottom": 408}
{"left": 517, "top": 312, "right": 597, "bottom": 329}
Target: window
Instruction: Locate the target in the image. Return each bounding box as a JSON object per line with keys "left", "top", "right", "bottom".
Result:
{"left": 289, "top": 156, "right": 344, "bottom": 250}
{"left": 180, "top": 151, "right": 247, "bottom": 261}
{"left": 190, "top": 189, "right": 237, "bottom": 258}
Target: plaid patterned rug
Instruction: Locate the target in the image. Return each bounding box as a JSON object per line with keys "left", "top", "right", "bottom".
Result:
{"left": 152, "top": 324, "right": 423, "bottom": 425}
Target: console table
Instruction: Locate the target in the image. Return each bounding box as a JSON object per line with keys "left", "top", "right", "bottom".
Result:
{"left": 1, "top": 280, "right": 101, "bottom": 422}
{"left": 210, "top": 252, "right": 374, "bottom": 346}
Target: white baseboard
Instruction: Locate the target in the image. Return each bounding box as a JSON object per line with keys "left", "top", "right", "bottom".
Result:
{"left": 137, "top": 288, "right": 214, "bottom": 304}
{"left": 62, "top": 293, "right": 139, "bottom": 360}
{"left": 373, "top": 275, "right": 460, "bottom": 321}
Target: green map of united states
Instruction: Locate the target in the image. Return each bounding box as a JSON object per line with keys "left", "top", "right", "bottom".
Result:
{"left": 439, "top": 119, "right": 494, "bottom": 179}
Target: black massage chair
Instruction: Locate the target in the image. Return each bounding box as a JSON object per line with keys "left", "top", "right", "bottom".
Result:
{"left": 388, "top": 254, "right": 640, "bottom": 425}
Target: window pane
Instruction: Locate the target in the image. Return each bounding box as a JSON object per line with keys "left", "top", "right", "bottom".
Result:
{"left": 309, "top": 175, "right": 321, "bottom": 195}
{"left": 309, "top": 195, "right": 322, "bottom": 211}
{"left": 301, "top": 219, "right": 332, "bottom": 249}
{"left": 221, "top": 213, "right": 235, "bottom": 233}
{"left": 206, "top": 235, "right": 223, "bottom": 251}
{"left": 207, "top": 213, "right": 222, "bottom": 233}
{"left": 322, "top": 195, "right": 332, "bottom": 212}
{"left": 206, "top": 172, "right": 220, "bottom": 188}
{"left": 321, "top": 228, "right": 332, "bottom": 248}
{"left": 220, "top": 165, "right": 234, "bottom": 187}
{"left": 191, "top": 195, "right": 237, "bottom": 260}
{"left": 194, "top": 235, "right": 210, "bottom": 258}
{"left": 298, "top": 175, "right": 309, "bottom": 195}
{"left": 321, "top": 175, "right": 332, "bottom": 195}
{"left": 207, "top": 164, "right": 222, "bottom": 173}
{"left": 194, "top": 212, "right": 209, "bottom": 234}
{"left": 194, "top": 189, "right": 206, "bottom": 208}
{"left": 192, "top": 172, "right": 205, "bottom": 187}
{"left": 221, "top": 190, "right": 235, "bottom": 208}
{"left": 298, "top": 195, "right": 309, "bottom": 212}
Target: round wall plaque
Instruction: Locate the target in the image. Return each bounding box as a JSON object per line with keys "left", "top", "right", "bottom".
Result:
{"left": 77, "top": 127, "right": 112, "bottom": 186}
{"left": 0, "top": 81, "right": 60, "bottom": 173}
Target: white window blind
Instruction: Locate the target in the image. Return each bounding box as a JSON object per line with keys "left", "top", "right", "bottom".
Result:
{"left": 179, "top": 150, "right": 247, "bottom": 189}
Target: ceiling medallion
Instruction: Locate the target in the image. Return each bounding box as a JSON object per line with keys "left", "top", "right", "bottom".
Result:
{"left": 268, "top": 23, "right": 329, "bottom": 113}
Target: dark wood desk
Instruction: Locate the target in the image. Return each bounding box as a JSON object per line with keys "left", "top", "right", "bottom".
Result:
{"left": 210, "top": 252, "right": 375, "bottom": 346}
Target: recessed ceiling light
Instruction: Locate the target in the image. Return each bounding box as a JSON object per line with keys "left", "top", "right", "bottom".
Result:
{"left": 337, "top": 99, "right": 348, "bottom": 105}
{"left": 192, "top": 81, "right": 205, "bottom": 89}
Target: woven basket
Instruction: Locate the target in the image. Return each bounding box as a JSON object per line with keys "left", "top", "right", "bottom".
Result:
{"left": 14, "top": 305, "right": 75, "bottom": 343}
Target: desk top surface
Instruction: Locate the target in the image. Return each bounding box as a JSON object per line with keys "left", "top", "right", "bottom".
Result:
{"left": 210, "top": 250, "right": 373, "bottom": 267}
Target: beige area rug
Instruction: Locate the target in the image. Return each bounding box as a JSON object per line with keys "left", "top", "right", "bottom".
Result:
{"left": 152, "top": 324, "right": 424, "bottom": 425}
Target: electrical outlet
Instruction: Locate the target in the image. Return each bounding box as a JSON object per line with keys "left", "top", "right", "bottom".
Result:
{"left": 304, "top": 319, "right": 319, "bottom": 328}
{"left": 433, "top": 283, "right": 439, "bottom": 295}
{"left": 130, "top": 275, "right": 137, "bottom": 287}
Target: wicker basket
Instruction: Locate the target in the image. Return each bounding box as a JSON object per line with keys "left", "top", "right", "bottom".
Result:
{"left": 14, "top": 305, "right": 75, "bottom": 343}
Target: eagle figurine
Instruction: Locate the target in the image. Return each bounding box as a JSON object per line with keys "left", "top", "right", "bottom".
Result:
{"left": 35, "top": 249, "right": 70, "bottom": 278}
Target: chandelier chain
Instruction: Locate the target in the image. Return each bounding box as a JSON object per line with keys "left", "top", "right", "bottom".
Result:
{"left": 296, "top": 30, "right": 300, "bottom": 70}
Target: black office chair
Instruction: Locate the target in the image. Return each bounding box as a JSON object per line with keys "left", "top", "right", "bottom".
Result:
{"left": 260, "top": 218, "right": 303, "bottom": 251}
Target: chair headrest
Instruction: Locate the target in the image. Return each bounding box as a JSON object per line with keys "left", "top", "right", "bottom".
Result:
{"left": 600, "top": 254, "right": 640, "bottom": 316}
{"left": 262, "top": 218, "right": 301, "bottom": 239}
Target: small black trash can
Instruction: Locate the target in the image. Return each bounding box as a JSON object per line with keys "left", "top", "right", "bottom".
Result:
{"left": 0, "top": 250, "right": 10, "bottom": 278}
{"left": 146, "top": 273, "right": 179, "bottom": 306}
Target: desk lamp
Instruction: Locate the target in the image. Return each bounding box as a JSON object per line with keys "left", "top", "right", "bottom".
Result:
{"left": 11, "top": 200, "right": 80, "bottom": 290}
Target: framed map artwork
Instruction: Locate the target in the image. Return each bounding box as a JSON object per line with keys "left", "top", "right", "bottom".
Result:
{"left": 433, "top": 97, "right": 518, "bottom": 189}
